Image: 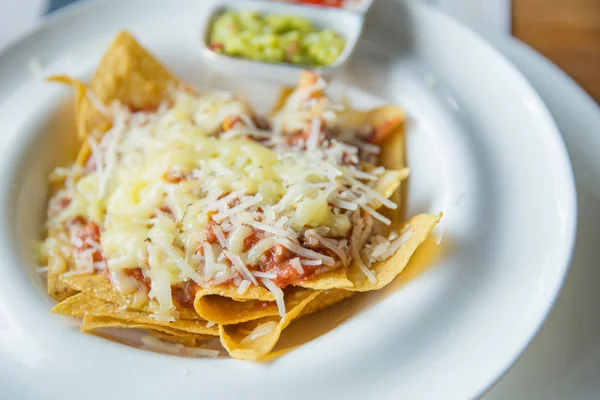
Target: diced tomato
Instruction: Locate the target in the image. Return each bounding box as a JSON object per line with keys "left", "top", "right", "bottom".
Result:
{"left": 59, "top": 197, "right": 72, "bottom": 210}
{"left": 243, "top": 231, "right": 261, "bottom": 252}
{"left": 77, "top": 221, "right": 104, "bottom": 263}
{"left": 66, "top": 215, "right": 87, "bottom": 230}
{"left": 285, "top": 43, "right": 300, "bottom": 61}
{"left": 68, "top": 219, "right": 106, "bottom": 270}
{"left": 86, "top": 155, "right": 97, "bottom": 172}
{"left": 222, "top": 116, "right": 242, "bottom": 131}
{"left": 271, "top": 261, "right": 302, "bottom": 287}
{"left": 124, "top": 268, "right": 152, "bottom": 292}
{"left": 77, "top": 221, "right": 101, "bottom": 245}
{"left": 172, "top": 281, "right": 199, "bottom": 307}
{"left": 162, "top": 170, "right": 186, "bottom": 183}
{"left": 256, "top": 245, "right": 301, "bottom": 288}
{"left": 227, "top": 197, "right": 241, "bottom": 208}
{"left": 368, "top": 116, "right": 403, "bottom": 144}
{"left": 271, "top": 244, "right": 291, "bottom": 263}
{"left": 293, "top": 0, "right": 344, "bottom": 6}
{"left": 210, "top": 42, "right": 225, "bottom": 52}
{"left": 295, "top": 0, "right": 344, "bottom": 8}
{"left": 341, "top": 153, "right": 359, "bottom": 166}
{"left": 253, "top": 239, "right": 342, "bottom": 288}
{"left": 204, "top": 220, "right": 218, "bottom": 245}
{"left": 152, "top": 206, "right": 174, "bottom": 218}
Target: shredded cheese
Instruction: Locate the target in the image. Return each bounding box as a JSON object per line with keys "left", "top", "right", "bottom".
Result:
{"left": 42, "top": 75, "right": 407, "bottom": 318}
{"left": 236, "top": 279, "right": 251, "bottom": 294}
{"left": 240, "top": 321, "right": 279, "bottom": 345}
{"left": 290, "top": 257, "right": 304, "bottom": 274}
{"left": 278, "top": 238, "right": 335, "bottom": 266}
{"left": 212, "top": 224, "right": 228, "bottom": 249}
{"left": 223, "top": 250, "right": 258, "bottom": 285}
{"left": 261, "top": 278, "right": 286, "bottom": 317}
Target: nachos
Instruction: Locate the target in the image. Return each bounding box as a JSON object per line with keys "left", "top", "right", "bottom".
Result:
{"left": 39, "top": 31, "right": 441, "bottom": 360}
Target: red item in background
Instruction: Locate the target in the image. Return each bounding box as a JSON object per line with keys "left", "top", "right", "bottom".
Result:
{"left": 290, "top": 0, "right": 345, "bottom": 8}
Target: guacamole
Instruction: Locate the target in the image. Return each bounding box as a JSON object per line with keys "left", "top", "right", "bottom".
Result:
{"left": 209, "top": 11, "right": 346, "bottom": 66}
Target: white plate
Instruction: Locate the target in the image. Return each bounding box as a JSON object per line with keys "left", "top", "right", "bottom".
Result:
{"left": 0, "top": 0, "right": 47, "bottom": 51}
{"left": 481, "top": 37, "right": 600, "bottom": 399}
{"left": 0, "top": 1, "right": 576, "bottom": 399}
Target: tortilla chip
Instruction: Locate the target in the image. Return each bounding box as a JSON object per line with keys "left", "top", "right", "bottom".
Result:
{"left": 195, "top": 283, "right": 274, "bottom": 302}
{"left": 272, "top": 86, "right": 295, "bottom": 114}
{"left": 44, "top": 248, "right": 77, "bottom": 301}
{"left": 75, "top": 141, "right": 92, "bottom": 167}
{"left": 373, "top": 169, "right": 409, "bottom": 200}
{"left": 191, "top": 283, "right": 276, "bottom": 326}
{"left": 368, "top": 167, "right": 410, "bottom": 219}
{"left": 91, "top": 31, "right": 177, "bottom": 111}
{"left": 338, "top": 106, "right": 405, "bottom": 145}
{"left": 47, "top": 274, "right": 76, "bottom": 302}
{"left": 147, "top": 330, "right": 213, "bottom": 347}
{"left": 194, "top": 287, "right": 316, "bottom": 325}
{"left": 49, "top": 31, "right": 178, "bottom": 164}
{"left": 371, "top": 107, "right": 405, "bottom": 146}
{"left": 62, "top": 273, "right": 200, "bottom": 320}
{"left": 294, "top": 268, "right": 353, "bottom": 290}
{"left": 47, "top": 76, "right": 105, "bottom": 165}
{"left": 347, "top": 213, "right": 442, "bottom": 291}
{"left": 50, "top": 293, "right": 217, "bottom": 335}
{"left": 47, "top": 75, "right": 109, "bottom": 141}
{"left": 378, "top": 112, "right": 407, "bottom": 223}
{"left": 378, "top": 119, "right": 405, "bottom": 171}
{"left": 298, "top": 70, "right": 320, "bottom": 89}
{"left": 53, "top": 293, "right": 218, "bottom": 336}
{"left": 193, "top": 272, "right": 353, "bottom": 326}
{"left": 194, "top": 295, "right": 276, "bottom": 325}
{"left": 219, "top": 290, "right": 320, "bottom": 360}
{"left": 80, "top": 315, "right": 215, "bottom": 340}
{"left": 299, "top": 289, "right": 355, "bottom": 318}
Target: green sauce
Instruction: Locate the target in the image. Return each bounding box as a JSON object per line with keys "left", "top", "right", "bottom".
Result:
{"left": 209, "top": 11, "right": 346, "bottom": 66}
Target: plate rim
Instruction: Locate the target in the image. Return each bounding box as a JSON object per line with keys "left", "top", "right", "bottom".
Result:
{"left": 480, "top": 34, "right": 600, "bottom": 398}
{"left": 361, "top": 4, "right": 578, "bottom": 396}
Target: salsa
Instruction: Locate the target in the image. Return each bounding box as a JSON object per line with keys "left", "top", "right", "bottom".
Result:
{"left": 197, "top": 213, "right": 343, "bottom": 289}
{"left": 67, "top": 217, "right": 105, "bottom": 268}
{"left": 288, "top": 0, "right": 345, "bottom": 7}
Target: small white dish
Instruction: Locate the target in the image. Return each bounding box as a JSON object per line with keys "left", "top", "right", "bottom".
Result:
{"left": 200, "top": 0, "right": 371, "bottom": 84}
{"left": 0, "top": 0, "right": 576, "bottom": 399}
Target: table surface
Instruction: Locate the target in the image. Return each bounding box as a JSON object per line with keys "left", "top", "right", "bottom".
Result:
{"left": 513, "top": 0, "right": 600, "bottom": 103}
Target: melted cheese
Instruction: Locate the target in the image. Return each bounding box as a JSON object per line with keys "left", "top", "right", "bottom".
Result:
{"left": 43, "top": 78, "right": 405, "bottom": 317}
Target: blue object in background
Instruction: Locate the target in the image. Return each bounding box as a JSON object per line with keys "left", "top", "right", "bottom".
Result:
{"left": 47, "top": 0, "right": 80, "bottom": 13}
